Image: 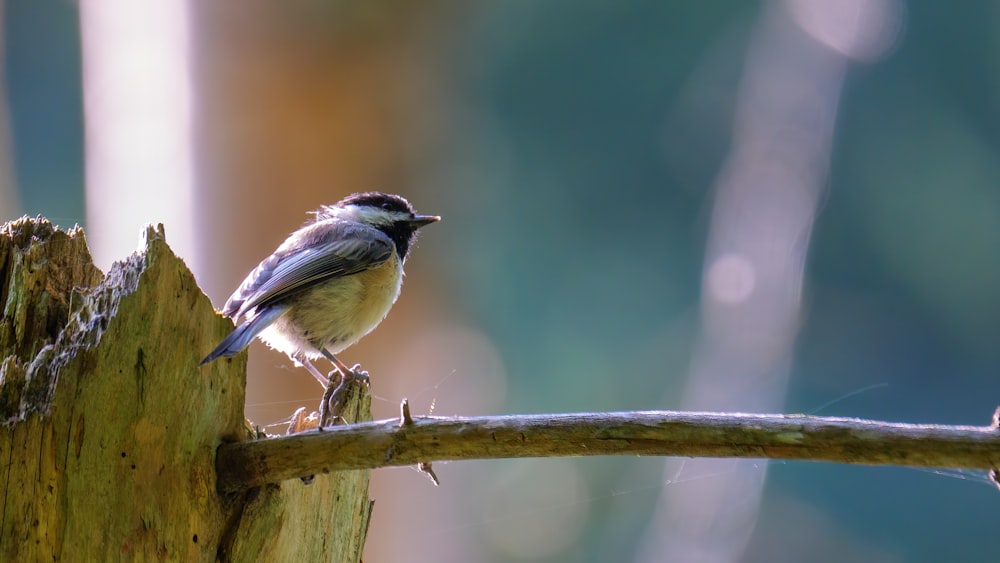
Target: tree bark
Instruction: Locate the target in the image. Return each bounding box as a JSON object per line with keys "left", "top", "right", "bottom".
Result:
{"left": 0, "top": 216, "right": 371, "bottom": 562}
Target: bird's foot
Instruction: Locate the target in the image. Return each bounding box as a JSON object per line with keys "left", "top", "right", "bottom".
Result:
{"left": 346, "top": 364, "right": 370, "bottom": 385}
{"left": 318, "top": 364, "right": 370, "bottom": 428}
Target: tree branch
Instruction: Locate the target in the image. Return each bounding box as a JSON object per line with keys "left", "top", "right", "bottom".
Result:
{"left": 216, "top": 400, "right": 1000, "bottom": 493}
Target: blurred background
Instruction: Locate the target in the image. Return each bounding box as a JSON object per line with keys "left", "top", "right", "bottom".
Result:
{"left": 3, "top": 1, "right": 999, "bottom": 561}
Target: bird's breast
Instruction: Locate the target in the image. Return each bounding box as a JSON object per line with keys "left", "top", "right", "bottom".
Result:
{"left": 280, "top": 252, "right": 404, "bottom": 355}
{"left": 349, "top": 253, "right": 405, "bottom": 337}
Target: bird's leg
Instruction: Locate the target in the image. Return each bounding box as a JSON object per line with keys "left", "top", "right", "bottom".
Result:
{"left": 319, "top": 348, "right": 359, "bottom": 384}
{"left": 317, "top": 348, "right": 369, "bottom": 427}
{"left": 296, "top": 355, "right": 330, "bottom": 387}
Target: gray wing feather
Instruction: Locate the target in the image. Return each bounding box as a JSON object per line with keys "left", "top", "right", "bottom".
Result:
{"left": 199, "top": 304, "right": 288, "bottom": 365}
{"left": 222, "top": 222, "right": 393, "bottom": 319}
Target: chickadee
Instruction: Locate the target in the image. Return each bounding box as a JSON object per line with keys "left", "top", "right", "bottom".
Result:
{"left": 200, "top": 192, "right": 439, "bottom": 386}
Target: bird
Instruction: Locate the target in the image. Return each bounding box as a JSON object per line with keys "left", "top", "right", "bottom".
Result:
{"left": 199, "top": 191, "right": 439, "bottom": 387}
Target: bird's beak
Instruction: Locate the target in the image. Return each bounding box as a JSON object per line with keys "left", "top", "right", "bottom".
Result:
{"left": 409, "top": 215, "right": 441, "bottom": 229}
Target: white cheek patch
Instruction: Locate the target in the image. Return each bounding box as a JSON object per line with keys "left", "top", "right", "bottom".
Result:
{"left": 340, "top": 205, "right": 409, "bottom": 226}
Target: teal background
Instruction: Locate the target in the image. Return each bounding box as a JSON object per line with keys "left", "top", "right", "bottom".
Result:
{"left": 4, "top": 2, "right": 998, "bottom": 561}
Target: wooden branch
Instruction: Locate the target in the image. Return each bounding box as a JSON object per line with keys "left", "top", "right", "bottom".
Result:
{"left": 216, "top": 404, "right": 1000, "bottom": 492}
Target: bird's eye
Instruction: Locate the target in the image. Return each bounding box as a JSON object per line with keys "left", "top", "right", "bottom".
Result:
{"left": 381, "top": 202, "right": 392, "bottom": 210}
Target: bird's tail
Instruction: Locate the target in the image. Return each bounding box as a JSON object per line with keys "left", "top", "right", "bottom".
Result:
{"left": 199, "top": 306, "right": 286, "bottom": 366}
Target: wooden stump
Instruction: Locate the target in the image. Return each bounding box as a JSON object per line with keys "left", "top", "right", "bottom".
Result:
{"left": 0, "top": 216, "right": 371, "bottom": 562}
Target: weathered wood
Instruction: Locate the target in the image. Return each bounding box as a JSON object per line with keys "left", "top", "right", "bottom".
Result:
{"left": 217, "top": 408, "right": 1000, "bottom": 492}
{"left": 0, "top": 216, "right": 372, "bottom": 562}
{"left": 221, "top": 381, "right": 372, "bottom": 562}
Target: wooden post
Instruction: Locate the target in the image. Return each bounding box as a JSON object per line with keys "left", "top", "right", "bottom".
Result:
{"left": 0, "top": 216, "right": 371, "bottom": 562}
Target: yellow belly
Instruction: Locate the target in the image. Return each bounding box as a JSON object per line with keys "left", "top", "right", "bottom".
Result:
{"left": 257, "top": 253, "right": 403, "bottom": 359}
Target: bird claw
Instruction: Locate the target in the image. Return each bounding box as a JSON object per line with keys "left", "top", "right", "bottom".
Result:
{"left": 348, "top": 364, "right": 370, "bottom": 384}
{"left": 318, "top": 364, "right": 370, "bottom": 428}
{"left": 324, "top": 364, "right": 369, "bottom": 387}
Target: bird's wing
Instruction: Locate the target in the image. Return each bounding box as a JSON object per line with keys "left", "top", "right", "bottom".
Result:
{"left": 221, "top": 222, "right": 393, "bottom": 319}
